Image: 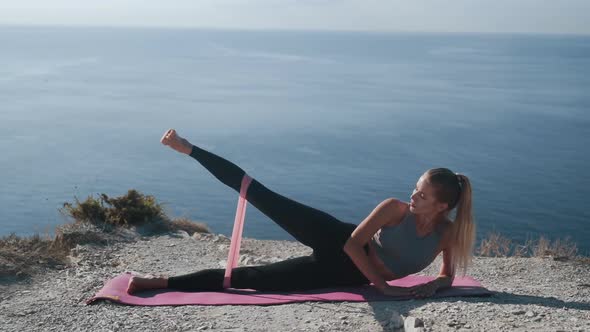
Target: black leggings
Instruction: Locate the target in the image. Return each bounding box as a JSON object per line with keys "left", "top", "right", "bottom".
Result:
{"left": 166, "top": 144, "right": 370, "bottom": 292}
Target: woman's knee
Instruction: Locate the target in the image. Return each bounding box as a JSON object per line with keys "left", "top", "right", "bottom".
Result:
{"left": 230, "top": 257, "right": 322, "bottom": 291}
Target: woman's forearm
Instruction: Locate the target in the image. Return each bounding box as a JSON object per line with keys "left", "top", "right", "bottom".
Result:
{"left": 343, "top": 243, "right": 389, "bottom": 290}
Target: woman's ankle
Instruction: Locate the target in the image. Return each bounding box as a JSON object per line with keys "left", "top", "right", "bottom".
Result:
{"left": 186, "top": 144, "right": 194, "bottom": 155}
{"left": 161, "top": 277, "right": 169, "bottom": 288}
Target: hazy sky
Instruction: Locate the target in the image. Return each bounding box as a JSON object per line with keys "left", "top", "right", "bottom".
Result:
{"left": 0, "top": 0, "right": 589, "bottom": 35}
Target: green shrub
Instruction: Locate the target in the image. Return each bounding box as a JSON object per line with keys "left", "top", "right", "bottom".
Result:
{"left": 59, "top": 189, "right": 169, "bottom": 227}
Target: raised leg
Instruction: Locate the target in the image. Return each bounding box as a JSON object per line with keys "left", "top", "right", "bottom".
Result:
{"left": 161, "top": 129, "right": 353, "bottom": 253}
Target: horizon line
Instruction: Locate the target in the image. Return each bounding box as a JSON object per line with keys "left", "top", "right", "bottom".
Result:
{"left": 1, "top": 23, "right": 589, "bottom": 38}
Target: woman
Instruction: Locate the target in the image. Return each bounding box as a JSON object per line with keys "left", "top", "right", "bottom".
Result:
{"left": 127, "top": 129, "right": 476, "bottom": 298}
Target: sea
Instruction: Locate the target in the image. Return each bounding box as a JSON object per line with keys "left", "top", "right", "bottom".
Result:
{"left": 1, "top": 25, "right": 589, "bottom": 255}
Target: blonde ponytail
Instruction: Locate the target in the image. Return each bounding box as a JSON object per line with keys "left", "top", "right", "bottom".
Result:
{"left": 449, "top": 174, "right": 476, "bottom": 276}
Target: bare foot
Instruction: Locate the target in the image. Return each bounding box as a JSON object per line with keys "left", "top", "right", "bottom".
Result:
{"left": 160, "top": 129, "right": 193, "bottom": 155}
{"left": 126, "top": 274, "right": 169, "bottom": 294}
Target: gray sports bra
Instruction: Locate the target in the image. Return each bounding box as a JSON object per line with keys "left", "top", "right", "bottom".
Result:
{"left": 370, "top": 208, "right": 445, "bottom": 278}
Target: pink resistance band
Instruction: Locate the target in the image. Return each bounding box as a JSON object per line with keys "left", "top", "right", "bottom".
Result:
{"left": 223, "top": 174, "right": 253, "bottom": 288}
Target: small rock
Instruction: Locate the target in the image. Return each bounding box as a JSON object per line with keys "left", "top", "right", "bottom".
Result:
{"left": 525, "top": 311, "right": 535, "bottom": 318}
{"left": 212, "top": 234, "right": 230, "bottom": 243}
{"left": 387, "top": 311, "right": 404, "bottom": 329}
{"left": 239, "top": 255, "right": 253, "bottom": 265}
{"left": 553, "top": 256, "right": 569, "bottom": 262}
{"left": 405, "top": 316, "right": 425, "bottom": 331}
{"left": 511, "top": 309, "right": 526, "bottom": 315}
{"left": 175, "top": 230, "right": 190, "bottom": 238}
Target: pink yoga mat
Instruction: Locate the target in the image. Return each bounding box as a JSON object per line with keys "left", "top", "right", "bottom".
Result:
{"left": 85, "top": 272, "right": 491, "bottom": 306}
{"left": 87, "top": 173, "right": 491, "bottom": 306}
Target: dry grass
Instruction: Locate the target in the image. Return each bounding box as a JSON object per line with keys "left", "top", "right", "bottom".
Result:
{"left": 1, "top": 189, "right": 210, "bottom": 282}
{"left": 477, "top": 232, "right": 513, "bottom": 257}
{"left": 0, "top": 231, "right": 70, "bottom": 281}
{"left": 477, "top": 231, "right": 581, "bottom": 261}
{"left": 169, "top": 217, "right": 210, "bottom": 235}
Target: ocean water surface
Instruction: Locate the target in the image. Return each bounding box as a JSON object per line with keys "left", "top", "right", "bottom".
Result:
{"left": 0, "top": 26, "right": 588, "bottom": 254}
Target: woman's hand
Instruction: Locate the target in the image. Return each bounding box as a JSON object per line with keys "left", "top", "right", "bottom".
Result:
{"left": 407, "top": 283, "right": 438, "bottom": 299}
{"left": 379, "top": 284, "right": 414, "bottom": 297}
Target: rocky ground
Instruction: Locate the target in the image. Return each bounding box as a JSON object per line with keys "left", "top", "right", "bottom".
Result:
{"left": 1, "top": 224, "right": 589, "bottom": 332}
